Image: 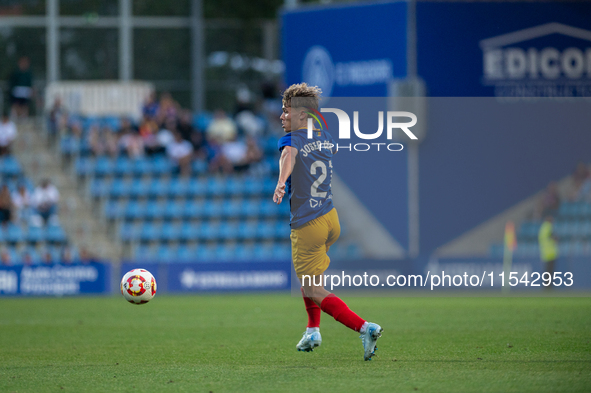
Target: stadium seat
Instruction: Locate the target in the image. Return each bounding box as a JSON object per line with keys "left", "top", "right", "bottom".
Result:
{"left": 6, "top": 224, "right": 25, "bottom": 244}
{"left": 46, "top": 225, "right": 67, "bottom": 244}
{"left": 94, "top": 157, "right": 115, "bottom": 177}
{"left": 26, "top": 226, "right": 45, "bottom": 243}
{"left": 163, "top": 201, "right": 184, "bottom": 221}
{"left": 222, "top": 200, "right": 243, "bottom": 218}
{"left": 238, "top": 222, "right": 258, "bottom": 240}
{"left": 218, "top": 222, "right": 240, "bottom": 240}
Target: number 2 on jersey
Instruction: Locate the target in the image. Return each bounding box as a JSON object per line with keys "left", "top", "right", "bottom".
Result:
{"left": 310, "top": 161, "right": 327, "bottom": 197}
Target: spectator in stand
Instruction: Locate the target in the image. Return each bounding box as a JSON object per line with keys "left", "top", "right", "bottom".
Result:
{"left": 235, "top": 109, "right": 265, "bottom": 139}
{"left": 21, "top": 251, "right": 33, "bottom": 266}
{"left": 119, "top": 127, "right": 145, "bottom": 159}
{"left": 534, "top": 181, "right": 561, "bottom": 220}
{"left": 11, "top": 182, "right": 32, "bottom": 224}
{"left": 138, "top": 119, "right": 162, "bottom": 155}
{"left": 157, "top": 92, "right": 179, "bottom": 125}
{"left": 142, "top": 91, "right": 160, "bottom": 121}
{"left": 0, "top": 113, "right": 17, "bottom": 156}
{"left": 47, "top": 97, "right": 67, "bottom": 141}
{"left": 60, "top": 246, "right": 74, "bottom": 265}
{"left": 0, "top": 185, "right": 14, "bottom": 227}
{"left": 206, "top": 110, "right": 237, "bottom": 144}
{"left": 78, "top": 246, "right": 96, "bottom": 264}
{"left": 157, "top": 119, "right": 176, "bottom": 150}
{"left": 9, "top": 56, "right": 33, "bottom": 119}
{"left": 1, "top": 248, "right": 11, "bottom": 266}
{"left": 42, "top": 250, "right": 54, "bottom": 266}
{"left": 177, "top": 109, "right": 194, "bottom": 141}
{"left": 89, "top": 125, "right": 118, "bottom": 157}
{"left": 221, "top": 136, "right": 263, "bottom": 173}
{"left": 31, "top": 179, "right": 59, "bottom": 227}
{"left": 167, "top": 131, "right": 194, "bottom": 176}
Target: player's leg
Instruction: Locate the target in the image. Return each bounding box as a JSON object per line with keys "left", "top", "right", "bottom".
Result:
{"left": 292, "top": 223, "right": 324, "bottom": 352}
{"left": 299, "top": 209, "right": 383, "bottom": 360}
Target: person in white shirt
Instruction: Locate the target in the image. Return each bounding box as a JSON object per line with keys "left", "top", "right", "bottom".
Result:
{"left": 11, "top": 183, "right": 32, "bottom": 223}
{"left": 31, "top": 179, "right": 60, "bottom": 227}
{"left": 0, "top": 114, "right": 17, "bottom": 156}
{"left": 166, "top": 132, "right": 194, "bottom": 176}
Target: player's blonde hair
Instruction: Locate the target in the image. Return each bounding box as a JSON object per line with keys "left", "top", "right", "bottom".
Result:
{"left": 282, "top": 83, "right": 322, "bottom": 110}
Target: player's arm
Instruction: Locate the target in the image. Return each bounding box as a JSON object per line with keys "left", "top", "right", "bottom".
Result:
{"left": 273, "top": 146, "right": 298, "bottom": 204}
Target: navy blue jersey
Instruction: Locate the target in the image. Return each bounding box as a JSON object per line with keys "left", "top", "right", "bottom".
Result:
{"left": 278, "top": 128, "right": 336, "bottom": 228}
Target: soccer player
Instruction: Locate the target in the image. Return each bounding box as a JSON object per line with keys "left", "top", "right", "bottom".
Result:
{"left": 273, "top": 83, "right": 382, "bottom": 361}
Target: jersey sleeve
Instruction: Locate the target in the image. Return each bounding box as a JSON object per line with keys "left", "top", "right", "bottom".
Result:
{"left": 278, "top": 134, "right": 291, "bottom": 152}
{"left": 278, "top": 132, "right": 304, "bottom": 152}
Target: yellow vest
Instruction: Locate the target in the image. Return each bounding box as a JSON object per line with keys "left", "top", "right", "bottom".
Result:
{"left": 538, "top": 221, "right": 558, "bottom": 262}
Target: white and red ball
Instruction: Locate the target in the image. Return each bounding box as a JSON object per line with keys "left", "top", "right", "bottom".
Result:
{"left": 121, "top": 269, "right": 157, "bottom": 304}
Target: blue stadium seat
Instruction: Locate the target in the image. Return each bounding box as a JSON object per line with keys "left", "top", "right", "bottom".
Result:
{"left": 177, "top": 245, "right": 197, "bottom": 262}
{"left": 199, "top": 222, "right": 219, "bottom": 241}
{"left": 241, "top": 200, "right": 261, "bottom": 218}
{"left": 206, "top": 177, "right": 226, "bottom": 196}
{"left": 260, "top": 200, "right": 278, "bottom": 218}
{"left": 238, "top": 222, "right": 257, "bottom": 240}
{"left": 90, "top": 179, "right": 109, "bottom": 199}
{"left": 152, "top": 156, "right": 173, "bottom": 176}
{"left": 274, "top": 221, "right": 290, "bottom": 238}
{"left": 222, "top": 200, "right": 243, "bottom": 218}
{"left": 202, "top": 201, "right": 223, "bottom": 219}
{"left": 123, "top": 201, "right": 146, "bottom": 221}
{"left": 101, "top": 116, "right": 121, "bottom": 131}
{"left": 214, "top": 245, "right": 233, "bottom": 261}
{"left": 163, "top": 201, "right": 184, "bottom": 220}
{"left": 196, "top": 245, "right": 215, "bottom": 261}
{"left": 128, "top": 180, "right": 151, "bottom": 199}
{"left": 134, "top": 245, "right": 155, "bottom": 261}
{"left": 108, "top": 179, "right": 130, "bottom": 199}
{"left": 113, "top": 157, "right": 133, "bottom": 177}
{"left": 273, "top": 243, "right": 291, "bottom": 260}
{"left": 144, "top": 202, "right": 167, "bottom": 221}
{"left": 119, "top": 222, "right": 140, "bottom": 242}
{"left": 253, "top": 244, "right": 274, "bottom": 260}
{"left": 234, "top": 244, "right": 255, "bottom": 261}
{"left": 104, "top": 200, "right": 125, "bottom": 220}
{"left": 157, "top": 245, "right": 176, "bottom": 263}
{"left": 218, "top": 222, "right": 239, "bottom": 240}
{"left": 192, "top": 159, "right": 208, "bottom": 174}
{"left": 244, "top": 178, "right": 264, "bottom": 196}
{"left": 262, "top": 178, "right": 276, "bottom": 194}
{"left": 147, "top": 178, "right": 170, "bottom": 199}
{"left": 6, "top": 223, "right": 25, "bottom": 244}
{"left": 180, "top": 223, "right": 199, "bottom": 242}
{"left": 225, "top": 177, "right": 245, "bottom": 196}
{"left": 257, "top": 221, "right": 276, "bottom": 240}
{"left": 27, "top": 226, "right": 45, "bottom": 243}
{"left": 46, "top": 225, "right": 67, "bottom": 244}
{"left": 188, "top": 179, "right": 207, "bottom": 197}
{"left": 168, "top": 178, "right": 190, "bottom": 198}
{"left": 0, "top": 156, "right": 22, "bottom": 177}
{"left": 183, "top": 202, "right": 205, "bottom": 220}
{"left": 75, "top": 157, "right": 93, "bottom": 176}
{"left": 94, "top": 157, "right": 115, "bottom": 177}
{"left": 160, "top": 223, "right": 181, "bottom": 242}
{"left": 139, "top": 223, "right": 160, "bottom": 243}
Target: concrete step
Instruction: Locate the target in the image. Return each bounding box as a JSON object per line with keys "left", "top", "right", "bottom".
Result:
{"left": 12, "top": 119, "right": 121, "bottom": 262}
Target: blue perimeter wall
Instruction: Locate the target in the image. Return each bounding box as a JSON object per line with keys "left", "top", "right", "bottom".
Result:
{"left": 283, "top": 1, "right": 591, "bottom": 256}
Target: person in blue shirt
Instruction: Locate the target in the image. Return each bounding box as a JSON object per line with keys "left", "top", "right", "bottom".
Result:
{"left": 273, "top": 83, "right": 382, "bottom": 360}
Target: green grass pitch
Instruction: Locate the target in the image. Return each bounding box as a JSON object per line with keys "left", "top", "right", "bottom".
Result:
{"left": 1, "top": 294, "right": 590, "bottom": 392}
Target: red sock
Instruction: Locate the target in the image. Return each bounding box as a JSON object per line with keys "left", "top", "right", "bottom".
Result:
{"left": 320, "top": 294, "right": 366, "bottom": 332}
{"left": 301, "top": 288, "right": 321, "bottom": 328}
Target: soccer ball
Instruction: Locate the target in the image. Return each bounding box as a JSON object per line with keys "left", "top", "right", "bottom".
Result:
{"left": 121, "top": 269, "right": 157, "bottom": 305}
